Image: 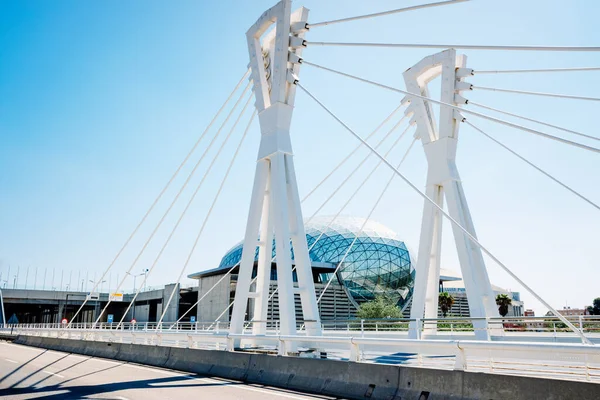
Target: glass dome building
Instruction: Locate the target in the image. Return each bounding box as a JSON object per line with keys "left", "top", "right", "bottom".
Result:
{"left": 216, "top": 216, "right": 414, "bottom": 307}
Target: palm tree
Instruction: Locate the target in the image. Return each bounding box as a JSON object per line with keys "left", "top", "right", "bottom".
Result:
{"left": 496, "top": 294, "right": 512, "bottom": 317}
{"left": 438, "top": 292, "right": 455, "bottom": 318}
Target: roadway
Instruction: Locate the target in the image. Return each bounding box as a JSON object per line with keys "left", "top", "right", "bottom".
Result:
{"left": 0, "top": 341, "right": 336, "bottom": 399}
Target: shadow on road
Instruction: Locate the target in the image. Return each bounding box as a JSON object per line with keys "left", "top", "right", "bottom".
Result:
{"left": 0, "top": 373, "right": 234, "bottom": 399}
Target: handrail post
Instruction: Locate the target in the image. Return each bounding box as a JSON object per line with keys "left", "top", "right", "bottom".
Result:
{"left": 416, "top": 318, "right": 422, "bottom": 340}
{"left": 349, "top": 339, "right": 360, "bottom": 362}
{"left": 278, "top": 337, "right": 287, "bottom": 356}
{"left": 579, "top": 315, "right": 584, "bottom": 332}
{"left": 454, "top": 342, "right": 467, "bottom": 371}
{"left": 360, "top": 319, "right": 364, "bottom": 337}
{"left": 216, "top": 321, "right": 220, "bottom": 334}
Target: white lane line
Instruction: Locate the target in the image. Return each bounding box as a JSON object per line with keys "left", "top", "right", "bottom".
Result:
{"left": 123, "top": 363, "right": 315, "bottom": 399}
{"left": 5, "top": 359, "right": 18, "bottom": 363}
{"left": 42, "top": 370, "right": 65, "bottom": 378}
{"left": 200, "top": 377, "right": 319, "bottom": 400}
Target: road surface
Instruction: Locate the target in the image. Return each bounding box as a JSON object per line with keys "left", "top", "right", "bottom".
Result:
{"left": 0, "top": 341, "right": 336, "bottom": 399}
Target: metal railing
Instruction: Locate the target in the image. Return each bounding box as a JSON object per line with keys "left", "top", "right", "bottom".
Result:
{"left": 1, "top": 320, "right": 599, "bottom": 383}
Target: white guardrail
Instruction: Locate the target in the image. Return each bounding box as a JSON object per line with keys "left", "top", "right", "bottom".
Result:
{"left": 1, "top": 319, "right": 600, "bottom": 383}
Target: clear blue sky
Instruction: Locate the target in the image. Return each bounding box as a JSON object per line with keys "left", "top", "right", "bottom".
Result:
{"left": 1, "top": 0, "right": 599, "bottom": 315}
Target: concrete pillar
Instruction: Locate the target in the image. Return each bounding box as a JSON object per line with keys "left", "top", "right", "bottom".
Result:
{"left": 161, "top": 284, "right": 179, "bottom": 323}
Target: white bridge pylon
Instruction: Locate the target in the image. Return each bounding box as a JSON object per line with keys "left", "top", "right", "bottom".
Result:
{"left": 405, "top": 49, "right": 501, "bottom": 339}
{"left": 230, "top": 0, "right": 322, "bottom": 345}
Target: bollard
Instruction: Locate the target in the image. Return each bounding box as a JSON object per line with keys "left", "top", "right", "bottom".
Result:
{"left": 454, "top": 342, "right": 467, "bottom": 371}
{"left": 360, "top": 319, "right": 364, "bottom": 337}
{"left": 349, "top": 340, "right": 360, "bottom": 362}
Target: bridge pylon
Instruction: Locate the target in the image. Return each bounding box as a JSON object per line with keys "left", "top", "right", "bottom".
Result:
{"left": 230, "top": 0, "right": 322, "bottom": 348}
{"left": 404, "top": 49, "right": 502, "bottom": 340}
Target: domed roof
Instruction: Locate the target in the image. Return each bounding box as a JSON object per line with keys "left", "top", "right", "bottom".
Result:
{"left": 214, "top": 215, "right": 414, "bottom": 306}
{"left": 305, "top": 215, "right": 400, "bottom": 243}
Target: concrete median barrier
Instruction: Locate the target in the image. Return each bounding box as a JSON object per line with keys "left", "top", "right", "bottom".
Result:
{"left": 11, "top": 335, "right": 600, "bottom": 400}
{"left": 116, "top": 343, "right": 170, "bottom": 368}
{"left": 166, "top": 347, "right": 252, "bottom": 381}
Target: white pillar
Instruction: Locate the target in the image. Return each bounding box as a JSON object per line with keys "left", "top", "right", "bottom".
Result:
{"left": 405, "top": 49, "right": 501, "bottom": 340}
{"left": 230, "top": 0, "right": 321, "bottom": 348}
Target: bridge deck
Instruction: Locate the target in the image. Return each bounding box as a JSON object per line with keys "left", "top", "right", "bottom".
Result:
{"left": 0, "top": 341, "right": 326, "bottom": 400}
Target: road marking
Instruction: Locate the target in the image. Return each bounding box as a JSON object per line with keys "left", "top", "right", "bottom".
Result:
{"left": 200, "top": 377, "right": 319, "bottom": 400}
{"left": 123, "top": 363, "right": 314, "bottom": 399}
{"left": 5, "top": 359, "right": 18, "bottom": 363}
{"left": 42, "top": 370, "right": 65, "bottom": 378}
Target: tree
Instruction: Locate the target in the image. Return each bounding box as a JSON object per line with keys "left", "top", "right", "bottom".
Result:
{"left": 438, "top": 292, "right": 455, "bottom": 317}
{"left": 356, "top": 296, "right": 402, "bottom": 320}
{"left": 496, "top": 294, "right": 512, "bottom": 317}
{"left": 586, "top": 298, "right": 600, "bottom": 315}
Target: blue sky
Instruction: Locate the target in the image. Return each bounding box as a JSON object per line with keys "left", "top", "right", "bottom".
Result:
{"left": 1, "top": 0, "right": 599, "bottom": 315}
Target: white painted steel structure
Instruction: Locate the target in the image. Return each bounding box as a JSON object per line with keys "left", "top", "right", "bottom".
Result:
{"left": 230, "top": 1, "right": 322, "bottom": 342}
{"left": 14, "top": 0, "right": 598, "bottom": 385}
{"left": 403, "top": 50, "right": 500, "bottom": 340}
{"left": 3, "top": 320, "right": 600, "bottom": 383}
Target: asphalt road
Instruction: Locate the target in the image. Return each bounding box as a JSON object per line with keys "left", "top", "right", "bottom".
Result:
{"left": 0, "top": 341, "right": 336, "bottom": 399}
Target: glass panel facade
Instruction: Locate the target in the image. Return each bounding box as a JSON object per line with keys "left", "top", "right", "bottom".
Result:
{"left": 217, "top": 216, "right": 414, "bottom": 306}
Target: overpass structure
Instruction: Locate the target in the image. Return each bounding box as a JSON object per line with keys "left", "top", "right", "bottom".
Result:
{"left": 3, "top": 0, "right": 600, "bottom": 396}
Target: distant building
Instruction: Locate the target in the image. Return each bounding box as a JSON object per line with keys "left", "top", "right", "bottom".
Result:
{"left": 402, "top": 270, "right": 525, "bottom": 318}
{"left": 523, "top": 309, "right": 544, "bottom": 331}
{"left": 555, "top": 307, "right": 590, "bottom": 316}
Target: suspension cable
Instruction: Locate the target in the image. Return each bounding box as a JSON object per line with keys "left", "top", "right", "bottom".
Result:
{"left": 474, "top": 67, "right": 600, "bottom": 74}
{"left": 468, "top": 101, "right": 600, "bottom": 142}
{"left": 67, "top": 70, "right": 251, "bottom": 327}
{"left": 268, "top": 123, "right": 414, "bottom": 305}
{"left": 96, "top": 83, "right": 252, "bottom": 325}
{"left": 204, "top": 120, "right": 412, "bottom": 326}
{"left": 176, "top": 108, "right": 410, "bottom": 324}
{"left": 472, "top": 85, "right": 600, "bottom": 102}
{"left": 301, "top": 60, "right": 600, "bottom": 153}
{"left": 317, "top": 138, "right": 418, "bottom": 303}
{"left": 464, "top": 120, "right": 600, "bottom": 211}
{"left": 157, "top": 110, "right": 257, "bottom": 328}
{"left": 114, "top": 96, "right": 254, "bottom": 328}
{"left": 301, "top": 103, "right": 405, "bottom": 203}
{"left": 306, "top": 42, "right": 600, "bottom": 52}
{"left": 306, "top": 114, "right": 410, "bottom": 221}
{"left": 296, "top": 81, "right": 593, "bottom": 345}
{"left": 308, "top": 0, "right": 468, "bottom": 28}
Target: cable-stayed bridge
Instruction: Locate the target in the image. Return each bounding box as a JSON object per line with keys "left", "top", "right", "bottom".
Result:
{"left": 2, "top": 0, "right": 600, "bottom": 397}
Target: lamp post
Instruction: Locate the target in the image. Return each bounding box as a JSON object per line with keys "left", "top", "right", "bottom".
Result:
{"left": 127, "top": 270, "right": 147, "bottom": 293}
{"left": 127, "top": 270, "right": 148, "bottom": 321}
{"left": 89, "top": 279, "right": 106, "bottom": 322}
{"left": 0, "top": 286, "right": 6, "bottom": 327}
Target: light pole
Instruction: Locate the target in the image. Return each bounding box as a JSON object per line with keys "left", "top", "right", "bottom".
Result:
{"left": 0, "top": 286, "right": 6, "bottom": 327}
{"left": 89, "top": 279, "right": 105, "bottom": 322}
{"left": 127, "top": 270, "right": 146, "bottom": 293}
{"left": 90, "top": 279, "right": 106, "bottom": 294}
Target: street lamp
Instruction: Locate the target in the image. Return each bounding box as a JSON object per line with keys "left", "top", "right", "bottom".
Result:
{"left": 127, "top": 270, "right": 148, "bottom": 292}
{"left": 89, "top": 279, "right": 106, "bottom": 293}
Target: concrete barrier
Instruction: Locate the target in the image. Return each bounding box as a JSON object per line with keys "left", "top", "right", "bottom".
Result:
{"left": 10, "top": 335, "right": 600, "bottom": 399}
{"left": 116, "top": 343, "right": 171, "bottom": 368}
{"left": 166, "top": 347, "right": 252, "bottom": 381}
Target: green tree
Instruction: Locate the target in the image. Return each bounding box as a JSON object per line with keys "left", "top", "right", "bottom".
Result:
{"left": 586, "top": 298, "right": 600, "bottom": 315}
{"left": 496, "top": 294, "right": 512, "bottom": 317}
{"left": 356, "top": 296, "right": 402, "bottom": 320}
{"left": 438, "top": 292, "right": 455, "bottom": 317}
